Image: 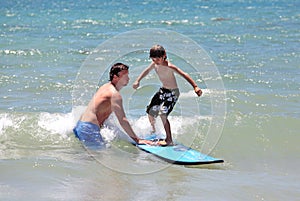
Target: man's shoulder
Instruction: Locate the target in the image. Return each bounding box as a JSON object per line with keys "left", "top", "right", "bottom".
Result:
{"left": 99, "top": 83, "right": 111, "bottom": 90}
{"left": 98, "top": 83, "right": 115, "bottom": 95}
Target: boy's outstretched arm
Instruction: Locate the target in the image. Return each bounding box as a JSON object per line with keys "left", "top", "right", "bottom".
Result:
{"left": 172, "top": 65, "right": 203, "bottom": 96}
{"left": 132, "top": 63, "right": 154, "bottom": 89}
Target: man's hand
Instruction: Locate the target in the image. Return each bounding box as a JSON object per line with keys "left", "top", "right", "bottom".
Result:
{"left": 194, "top": 86, "right": 202, "bottom": 96}
{"left": 137, "top": 139, "right": 154, "bottom": 145}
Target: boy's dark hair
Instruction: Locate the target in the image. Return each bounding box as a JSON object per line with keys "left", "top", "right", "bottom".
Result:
{"left": 109, "top": 63, "right": 129, "bottom": 81}
{"left": 149, "top": 44, "right": 167, "bottom": 59}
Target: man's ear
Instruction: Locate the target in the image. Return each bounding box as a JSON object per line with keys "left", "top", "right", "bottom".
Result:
{"left": 112, "top": 74, "right": 119, "bottom": 80}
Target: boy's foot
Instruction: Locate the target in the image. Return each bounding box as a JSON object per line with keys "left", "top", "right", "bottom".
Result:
{"left": 157, "top": 139, "right": 167, "bottom": 146}
{"left": 151, "top": 139, "right": 167, "bottom": 146}
{"left": 165, "top": 138, "right": 174, "bottom": 146}
{"left": 165, "top": 141, "right": 174, "bottom": 146}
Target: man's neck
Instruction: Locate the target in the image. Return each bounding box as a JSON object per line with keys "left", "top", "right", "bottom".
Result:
{"left": 110, "top": 81, "right": 121, "bottom": 91}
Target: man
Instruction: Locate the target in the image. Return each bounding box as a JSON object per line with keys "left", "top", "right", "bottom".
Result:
{"left": 73, "top": 63, "right": 154, "bottom": 147}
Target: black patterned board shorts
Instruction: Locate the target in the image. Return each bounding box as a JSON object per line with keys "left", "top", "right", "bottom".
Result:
{"left": 146, "top": 87, "right": 180, "bottom": 117}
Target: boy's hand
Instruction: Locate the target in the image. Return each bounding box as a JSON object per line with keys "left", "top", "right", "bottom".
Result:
{"left": 132, "top": 81, "right": 139, "bottom": 89}
{"left": 194, "top": 86, "right": 202, "bottom": 96}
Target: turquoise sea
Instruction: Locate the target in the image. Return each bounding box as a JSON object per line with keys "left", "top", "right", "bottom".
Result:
{"left": 1, "top": 0, "right": 299, "bottom": 200}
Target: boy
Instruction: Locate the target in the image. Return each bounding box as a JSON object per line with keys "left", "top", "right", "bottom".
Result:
{"left": 133, "top": 45, "right": 202, "bottom": 145}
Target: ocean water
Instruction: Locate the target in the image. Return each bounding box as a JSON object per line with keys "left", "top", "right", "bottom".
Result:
{"left": 1, "top": 0, "right": 300, "bottom": 200}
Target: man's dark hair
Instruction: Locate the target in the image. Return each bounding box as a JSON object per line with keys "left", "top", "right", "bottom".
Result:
{"left": 109, "top": 63, "right": 129, "bottom": 81}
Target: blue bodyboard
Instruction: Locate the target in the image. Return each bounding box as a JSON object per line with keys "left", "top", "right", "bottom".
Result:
{"left": 135, "top": 135, "right": 224, "bottom": 165}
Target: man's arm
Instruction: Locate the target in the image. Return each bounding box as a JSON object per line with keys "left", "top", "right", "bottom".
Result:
{"left": 112, "top": 92, "right": 153, "bottom": 145}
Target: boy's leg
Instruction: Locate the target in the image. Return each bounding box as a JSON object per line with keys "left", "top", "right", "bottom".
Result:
{"left": 160, "top": 115, "right": 173, "bottom": 145}
{"left": 148, "top": 114, "right": 156, "bottom": 133}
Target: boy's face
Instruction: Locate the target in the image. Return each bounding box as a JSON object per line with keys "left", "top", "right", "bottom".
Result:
{"left": 151, "top": 56, "right": 165, "bottom": 65}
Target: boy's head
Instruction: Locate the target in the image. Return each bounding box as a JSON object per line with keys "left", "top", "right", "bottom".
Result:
{"left": 149, "top": 44, "right": 167, "bottom": 60}
{"left": 109, "top": 63, "right": 129, "bottom": 81}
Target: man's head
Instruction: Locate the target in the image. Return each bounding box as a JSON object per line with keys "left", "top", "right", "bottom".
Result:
{"left": 149, "top": 44, "right": 167, "bottom": 60}
{"left": 109, "top": 63, "right": 129, "bottom": 81}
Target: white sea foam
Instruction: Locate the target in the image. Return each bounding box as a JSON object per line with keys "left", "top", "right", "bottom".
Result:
{"left": 0, "top": 113, "right": 13, "bottom": 135}
{"left": 37, "top": 112, "right": 74, "bottom": 139}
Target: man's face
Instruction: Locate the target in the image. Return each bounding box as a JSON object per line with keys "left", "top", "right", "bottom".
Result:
{"left": 117, "top": 70, "right": 130, "bottom": 86}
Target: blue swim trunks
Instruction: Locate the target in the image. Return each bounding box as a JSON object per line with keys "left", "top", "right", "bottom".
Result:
{"left": 73, "top": 121, "right": 105, "bottom": 148}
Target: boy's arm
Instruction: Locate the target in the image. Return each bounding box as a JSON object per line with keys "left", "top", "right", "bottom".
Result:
{"left": 132, "top": 63, "right": 154, "bottom": 89}
{"left": 171, "top": 65, "right": 203, "bottom": 96}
